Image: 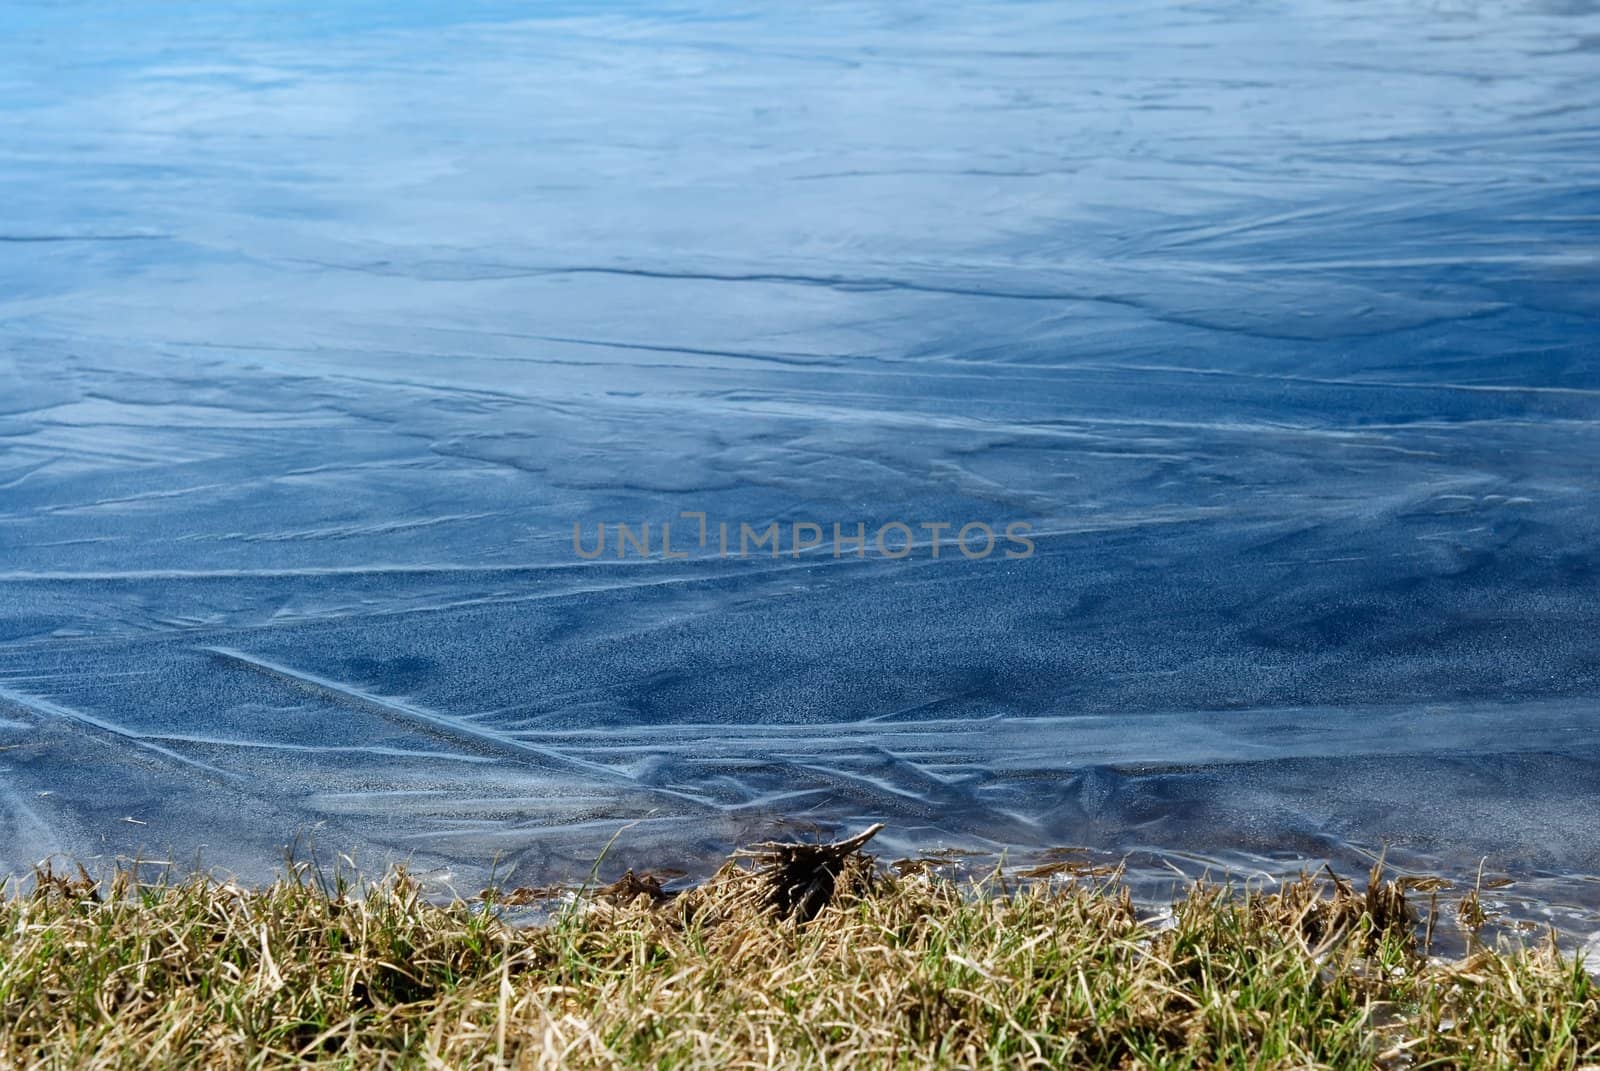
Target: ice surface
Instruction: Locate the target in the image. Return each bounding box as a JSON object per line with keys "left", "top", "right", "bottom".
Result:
{"left": 1, "top": 0, "right": 1598, "bottom": 899}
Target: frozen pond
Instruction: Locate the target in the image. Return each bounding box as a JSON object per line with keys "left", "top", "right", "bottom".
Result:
{"left": 1, "top": 0, "right": 1599, "bottom": 903}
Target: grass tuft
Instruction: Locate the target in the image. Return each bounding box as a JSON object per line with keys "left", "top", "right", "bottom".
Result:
{"left": 1, "top": 840, "right": 1596, "bottom": 1069}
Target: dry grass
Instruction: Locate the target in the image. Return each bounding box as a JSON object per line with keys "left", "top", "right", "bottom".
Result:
{"left": 1, "top": 840, "right": 1597, "bottom": 1070}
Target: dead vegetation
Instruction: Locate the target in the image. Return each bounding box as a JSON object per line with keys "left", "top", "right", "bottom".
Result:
{"left": 727, "top": 821, "right": 884, "bottom": 922}
{"left": 1, "top": 829, "right": 1597, "bottom": 1069}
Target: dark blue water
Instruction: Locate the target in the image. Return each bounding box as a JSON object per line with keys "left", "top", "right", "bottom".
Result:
{"left": 1, "top": 0, "right": 1598, "bottom": 908}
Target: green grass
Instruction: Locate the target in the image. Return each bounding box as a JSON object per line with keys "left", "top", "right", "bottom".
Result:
{"left": 0, "top": 850, "right": 1596, "bottom": 1069}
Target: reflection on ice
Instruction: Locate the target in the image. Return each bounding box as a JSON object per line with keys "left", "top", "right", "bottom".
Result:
{"left": 0, "top": 0, "right": 1598, "bottom": 912}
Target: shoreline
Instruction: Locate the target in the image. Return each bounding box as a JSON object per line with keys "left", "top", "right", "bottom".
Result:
{"left": 9, "top": 698, "right": 1597, "bottom": 929}
{"left": 12, "top": 825, "right": 1600, "bottom": 954}
{"left": 4, "top": 831, "right": 1597, "bottom": 1068}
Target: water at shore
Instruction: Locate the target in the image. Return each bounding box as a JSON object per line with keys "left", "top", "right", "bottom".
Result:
{"left": 1, "top": 0, "right": 1598, "bottom": 911}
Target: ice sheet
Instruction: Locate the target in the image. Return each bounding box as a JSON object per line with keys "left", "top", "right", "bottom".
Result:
{"left": 1, "top": 0, "right": 1598, "bottom": 902}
